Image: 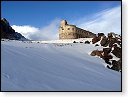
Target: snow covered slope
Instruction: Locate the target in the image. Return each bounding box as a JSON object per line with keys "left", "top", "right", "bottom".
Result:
{"left": 1, "top": 39, "right": 121, "bottom": 91}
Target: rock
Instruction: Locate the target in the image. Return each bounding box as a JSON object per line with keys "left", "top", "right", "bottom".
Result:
{"left": 108, "top": 38, "right": 118, "bottom": 47}
{"left": 111, "top": 60, "right": 121, "bottom": 71}
{"left": 90, "top": 50, "right": 97, "bottom": 56}
{"left": 84, "top": 41, "right": 90, "bottom": 44}
{"left": 98, "top": 33, "right": 104, "bottom": 37}
{"left": 91, "top": 32, "right": 121, "bottom": 72}
{"left": 73, "top": 41, "right": 77, "bottom": 43}
{"left": 102, "top": 54, "right": 113, "bottom": 60}
{"left": 102, "top": 54, "right": 113, "bottom": 65}
{"left": 96, "top": 51, "right": 103, "bottom": 57}
{"left": 112, "top": 46, "right": 121, "bottom": 58}
{"left": 1, "top": 18, "right": 10, "bottom": 26}
{"left": 95, "top": 44, "right": 99, "bottom": 46}
{"left": 92, "top": 36, "right": 100, "bottom": 44}
{"left": 104, "top": 59, "right": 111, "bottom": 65}
{"left": 90, "top": 50, "right": 103, "bottom": 57}
{"left": 108, "top": 33, "right": 113, "bottom": 39}
{"left": 103, "top": 48, "right": 111, "bottom": 55}
{"left": 109, "top": 41, "right": 115, "bottom": 47}
{"left": 107, "top": 65, "right": 111, "bottom": 69}
{"left": 1, "top": 18, "right": 27, "bottom": 40}
{"left": 100, "top": 36, "right": 109, "bottom": 47}
{"left": 117, "top": 41, "right": 121, "bottom": 47}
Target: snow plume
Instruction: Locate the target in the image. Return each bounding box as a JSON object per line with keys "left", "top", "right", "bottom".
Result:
{"left": 72, "top": 6, "right": 121, "bottom": 35}
{"left": 12, "top": 19, "right": 60, "bottom": 40}
{"left": 29, "top": 19, "right": 60, "bottom": 40}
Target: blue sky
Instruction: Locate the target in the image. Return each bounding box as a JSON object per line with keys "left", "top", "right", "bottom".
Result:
{"left": 2, "top": 1, "right": 120, "bottom": 27}
{"left": 1, "top": 1, "right": 121, "bottom": 40}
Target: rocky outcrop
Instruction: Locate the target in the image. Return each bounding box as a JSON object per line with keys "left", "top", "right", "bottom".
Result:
{"left": 100, "top": 37, "right": 109, "bottom": 47}
{"left": 92, "top": 33, "right": 105, "bottom": 44}
{"left": 107, "top": 59, "right": 121, "bottom": 72}
{"left": 92, "top": 36, "right": 100, "bottom": 44}
{"left": 112, "top": 45, "right": 121, "bottom": 58}
{"left": 103, "top": 48, "right": 111, "bottom": 54}
{"left": 91, "top": 32, "right": 121, "bottom": 72}
{"left": 90, "top": 50, "right": 103, "bottom": 57}
{"left": 98, "top": 33, "right": 104, "bottom": 37}
{"left": 1, "top": 18, "right": 27, "bottom": 40}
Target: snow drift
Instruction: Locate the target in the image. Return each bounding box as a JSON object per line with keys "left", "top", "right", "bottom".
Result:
{"left": 1, "top": 39, "right": 121, "bottom": 91}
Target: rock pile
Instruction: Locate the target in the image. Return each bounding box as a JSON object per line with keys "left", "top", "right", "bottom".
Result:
{"left": 90, "top": 32, "right": 121, "bottom": 72}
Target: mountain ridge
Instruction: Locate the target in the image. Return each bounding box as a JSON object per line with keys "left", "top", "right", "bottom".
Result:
{"left": 1, "top": 18, "right": 27, "bottom": 40}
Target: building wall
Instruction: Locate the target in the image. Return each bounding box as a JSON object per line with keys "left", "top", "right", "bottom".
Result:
{"left": 59, "top": 20, "right": 96, "bottom": 39}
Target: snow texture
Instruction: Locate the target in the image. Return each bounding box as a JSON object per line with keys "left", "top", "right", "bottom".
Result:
{"left": 1, "top": 39, "right": 121, "bottom": 91}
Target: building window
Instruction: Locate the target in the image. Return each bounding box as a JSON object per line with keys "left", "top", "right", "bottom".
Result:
{"left": 68, "top": 28, "right": 70, "bottom": 30}
{"left": 72, "top": 28, "right": 74, "bottom": 31}
{"left": 68, "top": 33, "right": 71, "bottom": 35}
{"left": 60, "top": 26, "right": 64, "bottom": 30}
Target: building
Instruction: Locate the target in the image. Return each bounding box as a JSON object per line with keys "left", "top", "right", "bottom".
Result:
{"left": 59, "top": 20, "right": 96, "bottom": 39}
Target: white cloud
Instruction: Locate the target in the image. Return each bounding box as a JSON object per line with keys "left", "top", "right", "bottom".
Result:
{"left": 12, "top": 19, "right": 60, "bottom": 40}
{"left": 11, "top": 6, "right": 121, "bottom": 40}
{"left": 11, "top": 25, "right": 39, "bottom": 39}
{"left": 29, "top": 19, "right": 60, "bottom": 40}
{"left": 72, "top": 6, "right": 121, "bottom": 35}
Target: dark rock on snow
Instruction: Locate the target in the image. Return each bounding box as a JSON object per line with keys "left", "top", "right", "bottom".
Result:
{"left": 90, "top": 50, "right": 103, "bottom": 58}
{"left": 98, "top": 33, "right": 104, "bottom": 37}
{"left": 103, "top": 48, "right": 111, "bottom": 55}
{"left": 95, "top": 44, "right": 99, "bottom": 46}
{"left": 112, "top": 46, "right": 121, "bottom": 58}
{"left": 92, "top": 36, "right": 101, "bottom": 44}
{"left": 1, "top": 18, "right": 27, "bottom": 40}
{"left": 84, "top": 41, "right": 90, "bottom": 44}
{"left": 111, "top": 60, "right": 121, "bottom": 71}
{"left": 91, "top": 32, "right": 121, "bottom": 72}
{"left": 100, "top": 36, "right": 109, "bottom": 47}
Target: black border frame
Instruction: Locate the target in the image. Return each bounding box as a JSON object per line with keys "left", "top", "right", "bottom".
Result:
{"left": 0, "top": 0, "right": 122, "bottom": 92}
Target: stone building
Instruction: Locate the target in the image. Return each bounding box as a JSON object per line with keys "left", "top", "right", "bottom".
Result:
{"left": 59, "top": 20, "right": 96, "bottom": 39}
